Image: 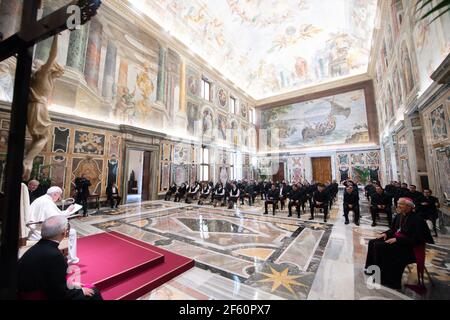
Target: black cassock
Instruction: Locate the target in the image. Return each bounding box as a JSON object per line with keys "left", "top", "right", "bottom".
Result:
{"left": 365, "top": 212, "right": 434, "bottom": 289}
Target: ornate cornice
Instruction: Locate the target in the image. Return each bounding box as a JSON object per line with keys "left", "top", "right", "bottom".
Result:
{"left": 431, "top": 53, "right": 450, "bottom": 84}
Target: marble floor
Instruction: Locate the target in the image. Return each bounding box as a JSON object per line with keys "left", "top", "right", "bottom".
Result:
{"left": 70, "top": 194, "right": 450, "bottom": 300}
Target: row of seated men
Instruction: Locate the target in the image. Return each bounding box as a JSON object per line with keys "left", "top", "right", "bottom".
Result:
{"left": 360, "top": 180, "right": 440, "bottom": 235}
{"left": 164, "top": 180, "right": 340, "bottom": 222}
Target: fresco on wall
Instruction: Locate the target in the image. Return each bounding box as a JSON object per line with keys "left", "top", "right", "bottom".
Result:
{"left": 202, "top": 108, "right": 214, "bottom": 137}
{"left": 0, "top": 60, "right": 14, "bottom": 102}
{"left": 217, "top": 87, "right": 228, "bottom": 108}
{"left": 400, "top": 42, "right": 416, "bottom": 95}
{"left": 240, "top": 102, "right": 248, "bottom": 119}
{"left": 50, "top": 156, "right": 67, "bottom": 189}
{"left": 187, "top": 69, "right": 200, "bottom": 97}
{"left": 187, "top": 101, "right": 201, "bottom": 135}
{"left": 261, "top": 89, "right": 369, "bottom": 150}
{"left": 413, "top": 1, "right": 450, "bottom": 92}
{"left": 218, "top": 114, "right": 228, "bottom": 141}
{"left": 241, "top": 125, "right": 249, "bottom": 147}
{"left": 435, "top": 146, "right": 450, "bottom": 199}
{"left": 430, "top": 105, "right": 448, "bottom": 142}
{"left": 231, "top": 121, "right": 239, "bottom": 145}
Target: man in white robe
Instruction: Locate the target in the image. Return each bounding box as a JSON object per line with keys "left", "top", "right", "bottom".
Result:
{"left": 27, "top": 186, "right": 79, "bottom": 264}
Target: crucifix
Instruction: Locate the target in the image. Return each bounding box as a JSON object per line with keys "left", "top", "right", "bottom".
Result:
{"left": 0, "top": 0, "right": 101, "bottom": 299}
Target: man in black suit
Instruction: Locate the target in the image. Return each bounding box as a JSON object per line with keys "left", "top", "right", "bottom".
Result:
{"left": 106, "top": 182, "right": 121, "bottom": 208}
{"left": 343, "top": 185, "right": 360, "bottom": 225}
{"left": 164, "top": 183, "right": 177, "bottom": 201}
{"left": 74, "top": 174, "right": 91, "bottom": 216}
{"left": 18, "top": 215, "right": 103, "bottom": 300}
{"left": 174, "top": 183, "right": 187, "bottom": 202}
{"left": 278, "top": 182, "right": 289, "bottom": 211}
{"left": 264, "top": 184, "right": 279, "bottom": 216}
{"left": 364, "top": 181, "right": 376, "bottom": 202}
{"left": 287, "top": 184, "right": 301, "bottom": 218}
{"left": 418, "top": 189, "right": 440, "bottom": 237}
{"left": 406, "top": 185, "right": 423, "bottom": 207}
{"left": 370, "top": 185, "right": 392, "bottom": 227}
{"left": 310, "top": 183, "right": 330, "bottom": 222}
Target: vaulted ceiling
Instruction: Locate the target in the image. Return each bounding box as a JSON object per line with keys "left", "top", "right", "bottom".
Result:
{"left": 128, "top": 0, "right": 378, "bottom": 101}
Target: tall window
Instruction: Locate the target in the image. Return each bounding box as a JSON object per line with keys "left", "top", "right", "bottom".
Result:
{"left": 230, "top": 97, "right": 236, "bottom": 114}
{"left": 201, "top": 78, "right": 211, "bottom": 101}
{"left": 200, "top": 147, "right": 209, "bottom": 181}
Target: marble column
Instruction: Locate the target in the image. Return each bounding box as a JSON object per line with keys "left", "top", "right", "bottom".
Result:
{"left": 0, "top": 0, "right": 22, "bottom": 39}
{"left": 66, "top": 23, "right": 89, "bottom": 73}
{"left": 102, "top": 40, "right": 117, "bottom": 99}
{"left": 179, "top": 60, "right": 186, "bottom": 113}
{"left": 35, "top": 2, "right": 62, "bottom": 62}
{"left": 156, "top": 46, "right": 166, "bottom": 103}
{"left": 84, "top": 18, "right": 103, "bottom": 89}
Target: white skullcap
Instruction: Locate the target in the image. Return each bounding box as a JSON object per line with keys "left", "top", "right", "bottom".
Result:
{"left": 47, "top": 186, "right": 63, "bottom": 195}
{"left": 398, "top": 197, "right": 415, "bottom": 208}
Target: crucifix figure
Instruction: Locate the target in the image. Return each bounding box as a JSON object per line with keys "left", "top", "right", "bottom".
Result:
{"left": 23, "top": 35, "right": 64, "bottom": 180}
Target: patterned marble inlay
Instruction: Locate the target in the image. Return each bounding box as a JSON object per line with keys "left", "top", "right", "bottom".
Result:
{"left": 177, "top": 218, "right": 256, "bottom": 234}
{"left": 233, "top": 248, "right": 276, "bottom": 261}
{"left": 74, "top": 196, "right": 449, "bottom": 300}
{"left": 276, "top": 228, "right": 325, "bottom": 271}
{"left": 93, "top": 205, "right": 333, "bottom": 299}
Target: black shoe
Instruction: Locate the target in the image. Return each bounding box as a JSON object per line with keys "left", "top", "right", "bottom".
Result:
{"left": 263, "top": 212, "right": 268, "bottom": 215}
{"left": 309, "top": 217, "right": 314, "bottom": 220}
{"left": 371, "top": 222, "right": 377, "bottom": 227}
{"left": 355, "top": 221, "right": 360, "bottom": 226}
{"left": 324, "top": 219, "right": 327, "bottom": 223}
{"left": 288, "top": 214, "right": 292, "bottom": 217}
{"left": 345, "top": 220, "right": 350, "bottom": 225}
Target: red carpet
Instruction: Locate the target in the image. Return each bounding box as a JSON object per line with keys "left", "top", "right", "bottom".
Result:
{"left": 71, "top": 232, "right": 195, "bottom": 300}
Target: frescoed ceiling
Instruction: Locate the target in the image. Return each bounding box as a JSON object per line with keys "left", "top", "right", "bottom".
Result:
{"left": 128, "top": 0, "right": 378, "bottom": 100}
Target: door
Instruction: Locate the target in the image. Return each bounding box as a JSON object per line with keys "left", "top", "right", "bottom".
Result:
{"left": 312, "top": 157, "right": 332, "bottom": 183}
{"left": 272, "top": 162, "right": 285, "bottom": 183}
{"left": 141, "top": 151, "right": 151, "bottom": 201}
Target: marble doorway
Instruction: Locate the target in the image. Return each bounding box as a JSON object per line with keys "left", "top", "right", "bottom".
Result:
{"left": 123, "top": 142, "right": 159, "bottom": 204}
